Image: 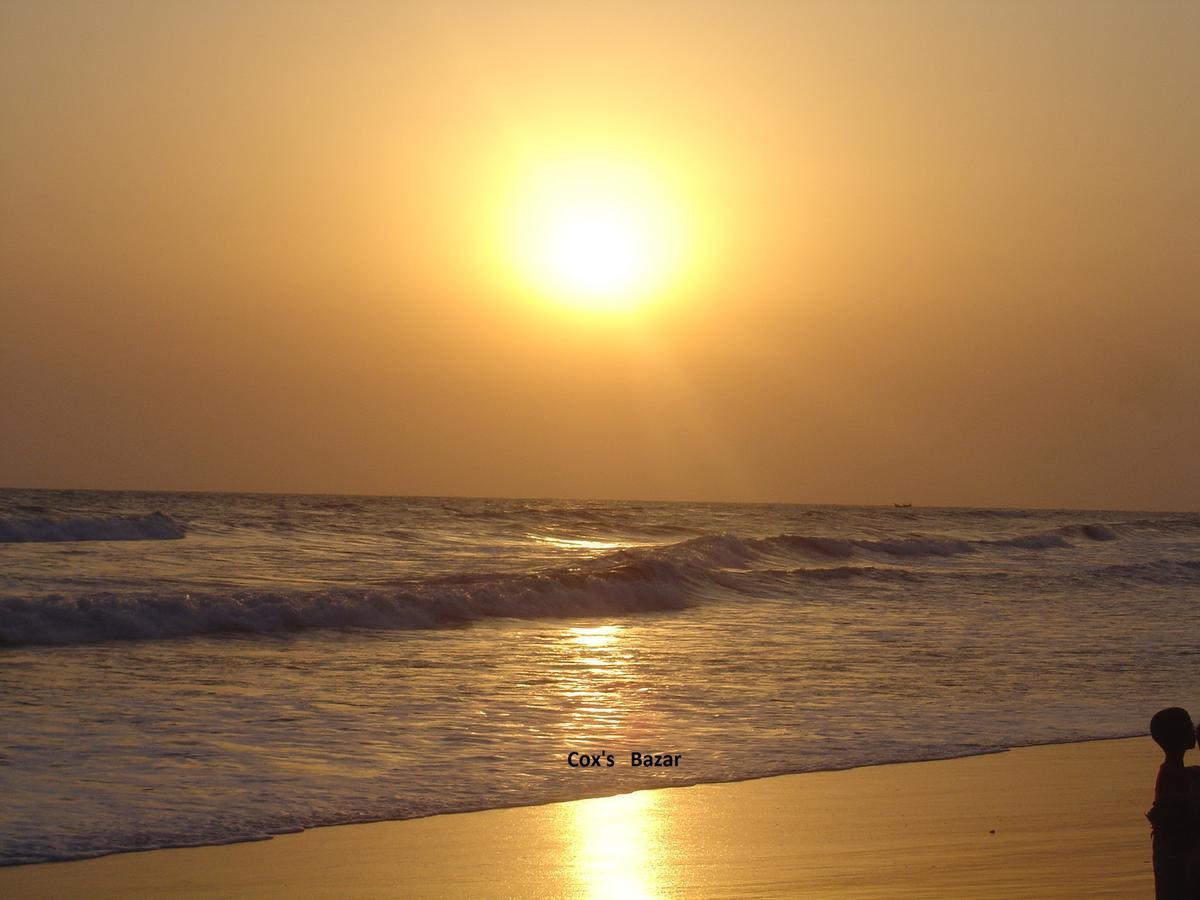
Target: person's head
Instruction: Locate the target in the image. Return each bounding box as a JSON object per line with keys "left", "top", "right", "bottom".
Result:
{"left": 1150, "top": 707, "right": 1196, "bottom": 754}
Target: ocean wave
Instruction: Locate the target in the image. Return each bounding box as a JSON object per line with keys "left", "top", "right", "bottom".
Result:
{"left": 1089, "top": 558, "right": 1200, "bottom": 585}
{"left": 610, "top": 522, "right": 1122, "bottom": 575}
{"left": 0, "top": 557, "right": 695, "bottom": 647}
{"left": 657, "top": 532, "right": 981, "bottom": 563}
{"left": 0, "top": 512, "right": 186, "bottom": 543}
{"left": 745, "top": 523, "right": 1115, "bottom": 561}
{"left": 0, "top": 520, "right": 1137, "bottom": 646}
{"left": 1116, "top": 515, "right": 1200, "bottom": 533}
{"left": 780, "top": 557, "right": 1199, "bottom": 590}
{"left": 785, "top": 565, "right": 922, "bottom": 583}
{"left": 1063, "top": 523, "right": 1120, "bottom": 541}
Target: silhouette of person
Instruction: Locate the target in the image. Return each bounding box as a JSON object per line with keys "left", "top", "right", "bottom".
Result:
{"left": 1188, "top": 722, "right": 1200, "bottom": 898}
{"left": 1147, "top": 707, "right": 1197, "bottom": 899}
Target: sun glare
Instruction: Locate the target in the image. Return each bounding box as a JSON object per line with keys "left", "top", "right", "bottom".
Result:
{"left": 502, "top": 156, "right": 688, "bottom": 312}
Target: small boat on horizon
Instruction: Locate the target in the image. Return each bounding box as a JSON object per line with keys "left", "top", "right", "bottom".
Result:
{"left": 894, "top": 502, "right": 913, "bottom": 508}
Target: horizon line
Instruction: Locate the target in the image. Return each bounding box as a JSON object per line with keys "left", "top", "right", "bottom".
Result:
{"left": 0, "top": 484, "right": 1194, "bottom": 516}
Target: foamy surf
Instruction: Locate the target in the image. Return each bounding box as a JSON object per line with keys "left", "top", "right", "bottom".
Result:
{"left": 0, "top": 520, "right": 1179, "bottom": 647}
{"left": 2, "top": 490, "right": 1198, "bottom": 866}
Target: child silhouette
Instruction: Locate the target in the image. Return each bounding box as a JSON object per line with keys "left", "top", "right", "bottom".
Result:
{"left": 1147, "top": 707, "right": 1197, "bottom": 900}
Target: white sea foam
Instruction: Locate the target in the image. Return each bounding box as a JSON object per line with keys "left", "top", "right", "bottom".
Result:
{"left": 0, "top": 563, "right": 692, "bottom": 646}
{"left": 6, "top": 553, "right": 1164, "bottom": 647}
{"left": 1, "top": 491, "right": 1198, "bottom": 865}
{"left": 0, "top": 519, "right": 1172, "bottom": 647}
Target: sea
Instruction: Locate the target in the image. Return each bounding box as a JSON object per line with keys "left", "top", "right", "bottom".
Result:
{"left": 2, "top": 488, "right": 1198, "bottom": 866}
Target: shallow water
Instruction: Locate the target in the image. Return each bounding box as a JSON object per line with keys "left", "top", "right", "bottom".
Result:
{"left": 1, "top": 490, "right": 1197, "bottom": 864}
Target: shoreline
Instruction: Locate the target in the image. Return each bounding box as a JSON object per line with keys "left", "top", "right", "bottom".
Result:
{"left": 0, "top": 731, "right": 1145, "bottom": 870}
{"left": 0, "top": 735, "right": 1160, "bottom": 898}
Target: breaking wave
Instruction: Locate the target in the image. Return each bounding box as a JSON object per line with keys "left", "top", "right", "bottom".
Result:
{"left": 0, "top": 512, "right": 185, "bottom": 543}
{"left": 0, "top": 520, "right": 1144, "bottom": 647}
{"left": 0, "top": 556, "right": 695, "bottom": 647}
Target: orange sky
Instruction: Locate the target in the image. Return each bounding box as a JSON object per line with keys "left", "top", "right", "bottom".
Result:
{"left": 2, "top": 1, "right": 1197, "bottom": 508}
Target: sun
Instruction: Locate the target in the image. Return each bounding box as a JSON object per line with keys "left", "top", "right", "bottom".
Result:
{"left": 538, "top": 201, "right": 655, "bottom": 305}
{"left": 502, "top": 156, "right": 688, "bottom": 311}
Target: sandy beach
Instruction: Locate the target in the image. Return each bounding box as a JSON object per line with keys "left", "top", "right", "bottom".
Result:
{"left": 4, "top": 0, "right": 1196, "bottom": 894}
{"left": 0, "top": 736, "right": 1157, "bottom": 898}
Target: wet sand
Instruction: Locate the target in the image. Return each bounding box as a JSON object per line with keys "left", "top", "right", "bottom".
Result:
{"left": 0, "top": 736, "right": 1157, "bottom": 898}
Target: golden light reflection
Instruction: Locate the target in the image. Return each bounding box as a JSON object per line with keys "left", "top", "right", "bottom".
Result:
{"left": 557, "top": 626, "right": 628, "bottom": 735}
{"left": 531, "top": 535, "right": 635, "bottom": 552}
{"left": 562, "top": 790, "right": 664, "bottom": 899}
{"left": 568, "top": 624, "right": 620, "bottom": 649}
{"left": 538, "top": 627, "right": 673, "bottom": 896}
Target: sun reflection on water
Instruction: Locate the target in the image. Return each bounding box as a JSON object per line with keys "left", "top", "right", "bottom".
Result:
{"left": 556, "top": 626, "right": 629, "bottom": 738}
{"left": 569, "top": 624, "right": 621, "bottom": 649}
{"left": 532, "top": 535, "right": 634, "bottom": 552}
{"left": 544, "top": 624, "right": 671, "bottom": 897}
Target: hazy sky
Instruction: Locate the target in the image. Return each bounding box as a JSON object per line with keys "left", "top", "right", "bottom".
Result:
{"left": 2, "top": 0, "right": 1197, "bottom": 508}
